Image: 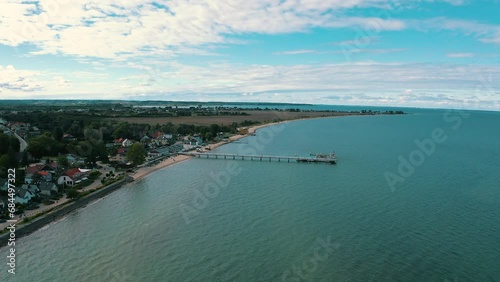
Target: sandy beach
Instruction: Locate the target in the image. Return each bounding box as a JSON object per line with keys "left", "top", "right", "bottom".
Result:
{"left": 132, "top": 154, "right": 192, "bottom": 181}
{"left": 130, "top": 120, "right": 287, "bottom": 181}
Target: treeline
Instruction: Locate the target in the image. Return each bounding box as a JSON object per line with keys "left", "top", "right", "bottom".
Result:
{"left": 27, "top": 132, "right": 109, "bottom": 165}
{"left": 0, "top": 133, "right": 21, "bottom": 178}
{"left": 3, "top": 110, "right": 268, "bottom": 169}
{"left": 113, "top": 122, "right": 243, "bottom": 140}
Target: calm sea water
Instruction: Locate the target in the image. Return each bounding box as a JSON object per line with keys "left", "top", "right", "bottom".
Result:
{"left": 2, "top": 109, "right": 500, "bottom": 281}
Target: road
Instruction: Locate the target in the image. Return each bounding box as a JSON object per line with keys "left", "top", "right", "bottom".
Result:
{"left": 13, "top": 132, "right": 28, "bottom": 152}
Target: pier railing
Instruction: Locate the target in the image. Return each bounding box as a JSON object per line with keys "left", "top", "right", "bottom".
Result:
{"left": 181, "top": 152, "right": 337, "bottom": 164}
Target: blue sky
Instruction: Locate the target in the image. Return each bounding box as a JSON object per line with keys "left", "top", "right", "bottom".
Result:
{"left": 0, "top": 0, "right": 498, "bottom": 110}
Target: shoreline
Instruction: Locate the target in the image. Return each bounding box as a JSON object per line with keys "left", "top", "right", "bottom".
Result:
{"left": 130, "top": 119, "right": 288, "bottom": 181}
{"left": 0, "top": 119, "right": 289, "bottom": 243}
{"left": 0, "top": 113, "right": 387, "bottom": 244}
{"left": 0, "top": 177, "right": 133, "bottom": 247}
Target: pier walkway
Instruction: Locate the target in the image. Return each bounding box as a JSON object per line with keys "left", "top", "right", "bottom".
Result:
{"left": 181, "top": 152, "right": 337, "bottom": 164}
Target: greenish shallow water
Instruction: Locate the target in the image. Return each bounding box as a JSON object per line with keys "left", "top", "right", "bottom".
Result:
{"left": 2, "top": 110, "right": 500, "bottom": 281}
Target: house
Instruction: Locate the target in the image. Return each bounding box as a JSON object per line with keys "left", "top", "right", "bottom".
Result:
{"left": 37, "top": 171, "right": 53, "bottom": 182}
{"left": 150, "top": 132, "right": 162, "bottom": 139}
{"left": 15, "top": 188, "right": 34, "bottom": 204}
{"left": 140, "top": 135, "right": 151, "bottom": 144}
{"left": 29, "top": 126, "right": 41, "bottom": 136}
{"left": 189, "top": 136, "right": 203, "bottom": 146}
{"left": 9, "top": 122, "right": 30, "bottom": 131}
{"left": 110, "top": 148, "right": 127, "bottom": 163}
{"left": 150, "top": 132, "right": 173, "bottom": 146}
{"left": 122, "top": 139, "right": 133, "bottom": 147}
{"left": 0, "top": 179, "right": 9, "bottom": 192}
{"left": 0, "top": 125, "right": 12, "bottom": 136}
{"left": 114, "top": 138, "right": 124, "bottom": 146}
{"left": 57, "top": 168, "right": 90, "bottom": 187}
{"left": 21, "top": 184, "right": 40, "bottom": 195}
{"left": 66, "top": 154, "right": 85, "bottom": 165}
{"left": 117, "top": 148, "right": 126, "bottom": 156}
{"left": 62, "top": 133, "right": 77, "bottom": 142}
{"left": 147, "top": 150, "right": 161, "bottom": 159}
{"left": 47, "top": 161, "right": 58, "bottom": 171}
{"left": 39, "top": 182, "right": 58, "bottom": 196}
{"left": 25, "top": 164, "right": 55, "bottom": 184}
{"left": 57, "top": 175, "right": 74, "bottom": 187}
{"left": 10, "top": 122, "right": 30, "bottom": 137}
{"left": 160, "top": 133, "right": 173, "bottom": 140}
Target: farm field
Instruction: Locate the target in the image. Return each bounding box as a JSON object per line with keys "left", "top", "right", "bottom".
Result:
{"left": 107, "top": 110, "right": 360, "bottom": 125}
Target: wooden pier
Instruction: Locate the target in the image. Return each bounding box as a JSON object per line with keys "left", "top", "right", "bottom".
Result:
{"left": 181, "top": 152, "right": 337, "bottom": 164}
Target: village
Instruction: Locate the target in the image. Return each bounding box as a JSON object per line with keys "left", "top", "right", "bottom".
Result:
{"left": 0, "top": 119, "right": 219, "bottom": 223}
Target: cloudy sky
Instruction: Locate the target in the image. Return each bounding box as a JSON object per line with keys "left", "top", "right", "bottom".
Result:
{"left": 0, "top": 0, "right": 499, "bottom": 110}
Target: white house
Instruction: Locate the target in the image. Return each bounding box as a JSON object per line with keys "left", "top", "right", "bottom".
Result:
{"left": 57, "top": 168, "right": 90, "bottom": 187}
{"left": 57, "top": 175, "right": 74, "bottom": 187}
{"left": 122, "top": 139, "right": 133, "bottom": 147}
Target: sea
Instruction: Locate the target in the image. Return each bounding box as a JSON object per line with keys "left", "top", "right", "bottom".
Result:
{"left": 2, "top": 106, "right": 499, "bottom": 281}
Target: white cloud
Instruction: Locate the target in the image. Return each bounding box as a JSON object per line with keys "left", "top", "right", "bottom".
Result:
{"left": 274, "top": 48, "right": 406, "bottom": 56}
{"left": 4, "top": 61, "right": 498, "bottom": 107}
{"left": 0, "top": 65, "right": 43, "bottom": 94}
{"left": 0, "top": 0, "right": 408, "bottom": 59}
{"left": 446, "top": 53, "right": 475, "bottom": 58}
{"left": 0, "top": 0, "right": 498, "bottom": 110}
{"left": 413, "top": 18, "right": 500, "bottom": 44}
{"left": 274, "top": 50, "right": 316, "bottom": 55}
{"left": 95, "top": 61, "right": 500, "bottom": 110}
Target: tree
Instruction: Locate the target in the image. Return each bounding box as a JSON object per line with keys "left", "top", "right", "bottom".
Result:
{"left": 57, "top": 155, "right": 70, "bottom": 169}
{"left": 0, "top": 154, "right": 10, "bottom": 168}
{"left": 66, "top": 189, "right": 80, "bottom": 199}
{"left": 0, "top": 154, "right": 10, "bottom": 178}
{"left": 53, "top": 127, "right": 64, "bottom": 141}
{"left": 27, "top": 134, "right": 60, "bottom": 159}
{"left": 0, "top": 134, "right": 20, "bottom": 154}
{"left": 126, "top": 143, "right": 147, "bottom": 165}
{"left": 27, "top": 141, "right": 46, "bottom": 159}
{"left": 204, "top": 132, "right": 213, "bottom": 141}
{"left": 89, "top": 171, "right": 102, "bottom": 180}
{"left": 209, "top": 124, "right": 220, "bottom": 137}
{"left": 112, "top": 122, "right": 131, "bottom": 139}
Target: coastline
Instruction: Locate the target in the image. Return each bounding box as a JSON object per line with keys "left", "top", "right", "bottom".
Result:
{"left": 130, "top": 119, "right": 287, "bottom": 181}
{"left": 0, "top": 119, "right": 288, "bottom": 245}
{"left": 0, "top": 176, "right": 133, "bottom": 247}
{"left": 0, "top": 113, "right": 369, "bottom": 244}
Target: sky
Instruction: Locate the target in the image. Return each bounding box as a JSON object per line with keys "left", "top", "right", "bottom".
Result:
{"left": 0, "top": 0, "right": 499, "bottom": 110}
